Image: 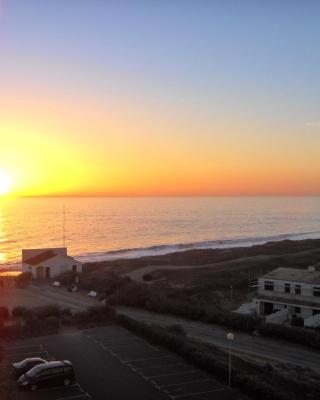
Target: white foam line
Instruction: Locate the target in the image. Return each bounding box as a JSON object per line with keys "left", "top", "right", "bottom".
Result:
{"left": 172, "top": 388, "right": 224, "bottom": 398}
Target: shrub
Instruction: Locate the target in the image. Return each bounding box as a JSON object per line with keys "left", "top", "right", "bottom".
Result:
{"left": 15, "top": 272, "right": 32, "bottom": 288}
{"left": 55, "top": 271, "right": 77, "bottom": 286}
{"left": 11, "top": 306, "right": 27, "bottom": 318}
{"left": 142, "top": 273, "right": 153, "bottom": 282}
{"left": 290, "top": 316, "right": 304, "bottom": 327}
{"left": 112, "top": 281, "right": 261, "bottom": 333}
{"left": 33, "top": 305, "right": 61, "bottom": 320}
{"left": 0, "top": 307, "right": 10, "bottom": 321}
{"left": 167, "top": 324, "right": 186, "bottom": 336}
{"left": 73, "top": 305, "right": 116, "bottom": 327}
{"left": 257, "top": 322, "right": 320, "bottom": 350}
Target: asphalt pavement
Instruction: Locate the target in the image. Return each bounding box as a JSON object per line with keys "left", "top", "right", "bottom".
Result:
{"left": 3, "top": 325, "right": 246, "bottom": 400}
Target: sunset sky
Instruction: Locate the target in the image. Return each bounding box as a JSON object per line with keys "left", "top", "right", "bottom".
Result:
{"left": 0, "top": 1, "right": 320, "bottom": 196}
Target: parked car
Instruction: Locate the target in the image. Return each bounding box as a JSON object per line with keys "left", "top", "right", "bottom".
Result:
{"left": 17, "top": 360, "right": 75, "bottom": 391}
{"left": 12, "top": 358, "right": 47, "bottom": 378}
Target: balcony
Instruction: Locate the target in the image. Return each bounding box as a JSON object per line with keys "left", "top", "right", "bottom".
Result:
{"left": 257, "top": 289, "right": 320, "bottom": 308}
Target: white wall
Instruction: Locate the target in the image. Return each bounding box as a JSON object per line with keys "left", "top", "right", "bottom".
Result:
{"left": 22, "top": 254, "right": 82, "bottom": 279}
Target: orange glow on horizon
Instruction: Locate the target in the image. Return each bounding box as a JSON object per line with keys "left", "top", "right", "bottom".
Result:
{"left": 1, "top": 88, "right": 320, "bottom": 198}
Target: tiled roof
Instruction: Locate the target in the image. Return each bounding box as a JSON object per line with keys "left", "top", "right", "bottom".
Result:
{"left": 23, "top": 250, "right": 57, "bottom": 266}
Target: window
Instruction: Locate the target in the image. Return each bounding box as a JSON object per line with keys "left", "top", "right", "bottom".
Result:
{"left": 313, "top": 287, "right": 320, "bottom": 297}
{"left": 295, "top": 285, "right": 301, "bottom": 295}
{"left": 285, "top": 283, "right": 291, "bottom": 293}
{"left": 312, "top": 309, "right": 320, "bottom": 316}
{"left": 264, "top": 281, "right": 274, "bottom": 291}
{"left": 294, "top": 306, "right": 301, "bottom": 314}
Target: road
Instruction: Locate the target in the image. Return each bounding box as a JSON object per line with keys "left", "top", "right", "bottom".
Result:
{"left": 0, "top": 284, "right": 98, "bottom": 313}
{"left": 118, "top": 307, "right": 320, "bottom": 373}
{"left": 3, "top": 326, "right": 245, "bottom": 400}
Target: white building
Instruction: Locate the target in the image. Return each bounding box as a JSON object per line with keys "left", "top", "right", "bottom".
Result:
{"left": 254, "top": 267, "right": 320, "bottom": 327}
{"left": 22, "top": 247, "right": 82, "bottom": 280}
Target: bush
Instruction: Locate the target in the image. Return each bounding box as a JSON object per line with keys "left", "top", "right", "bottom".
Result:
{"left": 291, "top": 316, "right": 304, "bottom": 327}
{"left": 11, "top": 306, "right": 27, "bottom": 318}
{"left": 167, "top": 324, "right": 186, "bottom": 336}
{"left": 33, "top": 305, "right": 61, "bottom": 320}
{"left": 257, "top": 322, "right": 320, "bottom": 350}
{"left": 73, "top": 305, "right": 116, "bottom": 327}
{"left": 111, "top": 281, "right": 261, "bottom": 333}
{"left": 55, "top": 271, "right": 77, "bottom": 286}
{"left": 142, "top": 273, "right": 153, "bottom": 282}
{"left": 15, "top": 272, "right": 32, "bottom": 288}
{"left": 0, "top": 307, "right": 10, "bottom": 321}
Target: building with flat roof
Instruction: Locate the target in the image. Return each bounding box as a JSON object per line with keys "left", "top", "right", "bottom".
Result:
{"left": 22, "top": 247, "right": 82, "bottom": 280}
{"left": 254, "top": 266, "right": 320, "bottom": 327}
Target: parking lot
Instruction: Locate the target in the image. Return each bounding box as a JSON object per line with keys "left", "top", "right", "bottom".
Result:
{"left": 2, "top": 325, "right": 246, "bottom": 400}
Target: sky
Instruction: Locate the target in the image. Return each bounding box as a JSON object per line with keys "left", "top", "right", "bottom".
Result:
{"left": 0, "top": 0, "right": 320, "bottom": 196}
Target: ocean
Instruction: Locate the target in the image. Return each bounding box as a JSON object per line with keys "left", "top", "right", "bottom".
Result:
{"left": 0, "top": 196, "right": 320, "bottom": 269}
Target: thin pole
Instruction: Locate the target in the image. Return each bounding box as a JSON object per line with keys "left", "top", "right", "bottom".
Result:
{"left": 62, "top": 204, "right": 66, "bottom": 247}
{"left": 228, "top": 340, "right": 232, "bottom": 387}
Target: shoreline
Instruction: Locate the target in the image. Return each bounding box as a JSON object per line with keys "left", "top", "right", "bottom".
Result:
{"left": 83, "top": 237, "right": 320, "bottom": 274}
{"left": 2, "top": 236, "right": 320, "bottom": 273}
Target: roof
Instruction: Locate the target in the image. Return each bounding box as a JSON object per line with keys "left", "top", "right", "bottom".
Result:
{"left": 262, "top": 267, "right": 320, "bottom": 285}
{"left": 23, "top": 250, "right": 57, "bottom": 266}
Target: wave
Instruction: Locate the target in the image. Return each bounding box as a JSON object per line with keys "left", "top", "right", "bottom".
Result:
{"left": 76, "top": 230, "right": 320, "bottom": 263}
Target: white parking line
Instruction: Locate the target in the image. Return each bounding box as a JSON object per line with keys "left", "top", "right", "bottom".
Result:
{"left": 159, "top": 379, "right": 212, "bottom": 388}
{"left": 123, "top": 355, "right": 172, "bottom": 363}
{"left": 6, "top": 344, "right": 42, "bottom": 351}
{"left": 55, "top": 394, "right": 90, "bottom": 400}
{"left": 30, "top": 384, "right": 78, "bottom": 393}
{"left": 172, "top": 388, "right": 224, "bottom": 398}
{"left": 8, "top": 350, "right": 50, "bottom": 358}
{"left": 103, "top": 343, "right": 149, "bottom": 351}
{"left": 143, "top": 369, "right": 197, "bottom": 379}
{"left": 135, "top": 363, "right": 186, "bottom": 371}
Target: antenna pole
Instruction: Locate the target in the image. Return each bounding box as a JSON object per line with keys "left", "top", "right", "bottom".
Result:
{"left": 63, "top": 204, "right": 66, "bottom": 247}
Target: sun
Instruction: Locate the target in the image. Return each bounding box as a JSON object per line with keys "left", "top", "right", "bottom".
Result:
{"left": 0, "top": 171, "right": 12, "bottom": 196}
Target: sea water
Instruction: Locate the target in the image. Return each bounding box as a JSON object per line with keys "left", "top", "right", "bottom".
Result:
{"left": 0, "top": 196, "right": 320, "bottom": 268}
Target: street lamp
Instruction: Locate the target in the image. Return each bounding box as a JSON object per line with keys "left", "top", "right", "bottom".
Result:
{"left": 226, "top": 332, "right": 234, "bottom": 387}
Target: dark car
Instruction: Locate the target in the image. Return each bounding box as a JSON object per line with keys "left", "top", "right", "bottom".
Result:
{"left": 17, "top": 360, "right": 75, "bottom": 391}
{"left": 12, "top": 358, "right": 47, "bottom": 378}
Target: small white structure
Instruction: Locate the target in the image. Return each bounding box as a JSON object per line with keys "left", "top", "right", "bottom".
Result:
{"left": 254, "top": 266, "right": 320, "bottom": 327}
{"left": 22, "top": 247, "right": 82, "bottom": 280}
